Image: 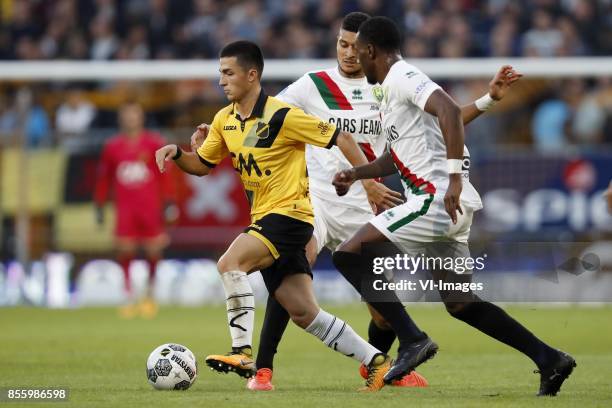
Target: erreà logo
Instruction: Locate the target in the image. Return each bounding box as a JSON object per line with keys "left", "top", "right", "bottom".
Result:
{"left": 352, "top": 89, "right": 363, "bottom": 100}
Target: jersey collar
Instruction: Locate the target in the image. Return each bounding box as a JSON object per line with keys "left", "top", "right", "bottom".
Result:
{"left": 232, "top": 88, "right": 267, "bottom": 121}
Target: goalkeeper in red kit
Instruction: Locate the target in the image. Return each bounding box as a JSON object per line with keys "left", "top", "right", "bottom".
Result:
{"left": 94, "top": 101, "right": 177, "bottom": 318}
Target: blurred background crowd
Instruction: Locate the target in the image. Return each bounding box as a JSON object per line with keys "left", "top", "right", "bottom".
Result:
{"left": 1, "top": 0, "right": 610, "bottom": 60}
{"left": 0, "top": 0, "right": 610, "bottom": 279}
{"left": 0, "top": 0, "right": 611, "bottom": 151}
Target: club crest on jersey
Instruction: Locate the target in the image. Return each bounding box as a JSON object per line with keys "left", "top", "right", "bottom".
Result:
{"left": 352, "top": 89, "right": 363, "bottom": 100}
{"left": 372, "top": 86, "right": 384, "bottom": 103}
{"left": 255, "top": 122, "right": 270, "bottom": 139}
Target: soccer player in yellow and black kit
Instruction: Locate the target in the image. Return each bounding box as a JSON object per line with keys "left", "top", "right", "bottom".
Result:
{"left": 155, "top": 41, "right": 394, "bottom": 391}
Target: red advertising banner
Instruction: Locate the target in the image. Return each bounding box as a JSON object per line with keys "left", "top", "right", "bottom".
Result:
{"left": 168, "top": 156, "right": 251, "bottom": 247}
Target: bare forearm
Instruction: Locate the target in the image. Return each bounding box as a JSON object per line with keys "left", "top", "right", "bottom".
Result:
{"left": 353, "top": 151, "right": 396, "bottom": 180}
{"left": 461, "top": 103, "right": 482, "bottom": 126}
{"left": 440, "top": 107, "right": 464, "bottom": 159}
{"left": 336, "top": 131, "right": 370, "bottom": 168}
{"left": 174, "top": 150, "right": 211, "bottom": 176}
{"left": 425, "top": 90, "right": 464, "bottom": 159}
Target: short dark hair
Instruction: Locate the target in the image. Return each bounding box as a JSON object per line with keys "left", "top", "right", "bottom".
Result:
{"left": 357, "top": 16, "right": 402, "bottom": 52}
{"left": 341, "top": 12, "right": 371, "bottom": 33}
{"left": 219, "top": 40, "right": 264, "bottom": 77}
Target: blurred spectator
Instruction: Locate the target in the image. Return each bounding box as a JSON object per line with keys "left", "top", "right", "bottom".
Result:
{"left": 9, "top": 0, "right": 38, "bottom": 41}
{"left": 404, "top": 36, "right": 431, "bottom": 58}
{"left": 557, "top": 16, "right": 587, "bottom": 56}
{"left": 227, "top": 1, "right": 267, "bottom": 42}
{"left": 572, "top": 78, "right": 612, "bottom": 146}
{"left": 26, "top": 97, "right": 51, "bottom": 148}
{"left": 146, "top": 0, "right": 174, "bottom": 57}
{"left": 62, "top": 31, "right": 89, "bottom": 59}
{"left": 0, "top": 89, "right": 52, "bottom": 148}
{"left": 0, "top": 94, "right": 18, "bottom": 144}
{"left": 15, "top": 36, "right": 42, "bottom": 60}
{"left": 90, "top": 16, "right": 119, "bottom": 60}
{"left": 489, "top": 16, "right": 519, "bottom": 56}
{"left": 116, "top": 25, "right": 150, "bottom": 59}
{"left": 532, "top": 79, "right": 585, "bottom": 151}
{"left": 55, "top": 88, "right": 97, "bottom": 135}
{"left": 521, "top": 9, "right": 563, "bottom": 57}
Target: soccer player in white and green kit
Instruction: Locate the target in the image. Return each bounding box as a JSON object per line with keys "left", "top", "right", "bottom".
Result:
{"left": 332, "top": 16, "right": 576, "bottom": 396}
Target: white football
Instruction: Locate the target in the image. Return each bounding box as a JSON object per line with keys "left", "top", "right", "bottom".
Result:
{"left": 146, "top": 343, "right": 197, "bottom": 390}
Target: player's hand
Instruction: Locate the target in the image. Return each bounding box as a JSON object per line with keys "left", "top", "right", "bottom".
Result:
{"left": 191, "top": 123, "right": 210, "bottom": 152}
{"left": 489, "top": 65, "right": 523, "bottom": 101}
{"left": 94, "top": 205, "right": 104, "bottom": 226}
{"left": 332, "top": 168, "right": 357, "bottom": 196}
{"left": 445, "top": 173, "right": 463, "bottom": 224}
{"left": 362, "top": 179, "right": 404, "bottom": 211}
{"left": 155, "top": 144, "right": 178, "bottom": 173}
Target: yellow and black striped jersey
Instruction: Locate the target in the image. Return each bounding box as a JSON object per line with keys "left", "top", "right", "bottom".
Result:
{"left": 196, "top": 89, "right": 339, "bottom": 224}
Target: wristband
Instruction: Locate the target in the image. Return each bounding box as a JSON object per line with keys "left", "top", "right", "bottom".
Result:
{"left": 474, "top": 93, "right": 497, "bottom": 111}
{"left": 447, "top": 159, "right": 463, "bottom": 174}
{"left": 172, "top": 145, "right": 182, "bottom": 160}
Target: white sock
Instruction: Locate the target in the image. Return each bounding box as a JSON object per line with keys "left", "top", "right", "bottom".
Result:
{"left": 220, "top": 270, "right": 254, "bottom": 350}
{"left": 305, "top": 308, "right": 380, "bottom": 365}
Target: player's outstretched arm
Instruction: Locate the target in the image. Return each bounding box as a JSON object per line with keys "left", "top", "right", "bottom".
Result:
{"left": 155, "top": 144, "right": 211, "bottom": 177}
{"left": 335, "top": 131, "right": 403, "bottom": 209}
{"left": 332, "top": 151, "right": 397, "bottom": 196}
{"left": 424, "top": 89, "right": 464, "bottom": 224}
{"left": 461, "top": 65, "right": 523, "bottom": 126}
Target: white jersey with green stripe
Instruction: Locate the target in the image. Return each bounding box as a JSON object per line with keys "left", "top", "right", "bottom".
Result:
{"left": 277, "top": 67, "right": 384, "bottom": 212}
{"left": 378, "top": 60, "right": 483, "bottom": 211}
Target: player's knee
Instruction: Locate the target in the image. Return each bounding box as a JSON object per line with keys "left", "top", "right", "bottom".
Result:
{"left": 371, "top": 315, "right": 392, "bottom": 331}
{"left": 216, "top": 255, "right": 235, "bottom": 274}
{"left": 444, "top": 301, "right": 475, "bottom": 319}
{"left": 289, "top": 308, "right": 317, "bottom": 329}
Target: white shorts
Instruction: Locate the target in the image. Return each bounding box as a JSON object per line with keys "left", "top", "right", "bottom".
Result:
{"left": 311, "top": 193, "right": 374, "bottom": 253}
{"left": 369, "top": 192, "right": 474, "bottom": 243}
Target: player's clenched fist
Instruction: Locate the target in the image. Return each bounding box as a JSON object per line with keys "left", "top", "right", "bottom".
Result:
{"left": 332, "top": 168, "right": 357, "bottom": 196}
{"left": 155, "top": 144, "right": 178, "bottom": 173}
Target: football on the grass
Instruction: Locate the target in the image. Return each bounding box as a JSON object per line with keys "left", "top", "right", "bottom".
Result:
{"left": 146, "top": 343, "right": 197, "bottom": 390}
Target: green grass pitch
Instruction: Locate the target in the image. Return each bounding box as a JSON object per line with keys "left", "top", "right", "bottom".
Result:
{"left": 1, "top": 305, "right": 611, "bottom": 407}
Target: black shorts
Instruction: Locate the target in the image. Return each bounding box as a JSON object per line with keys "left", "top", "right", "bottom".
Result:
{"left": 244, "top": 213, "right": 314, "bottom": 295}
